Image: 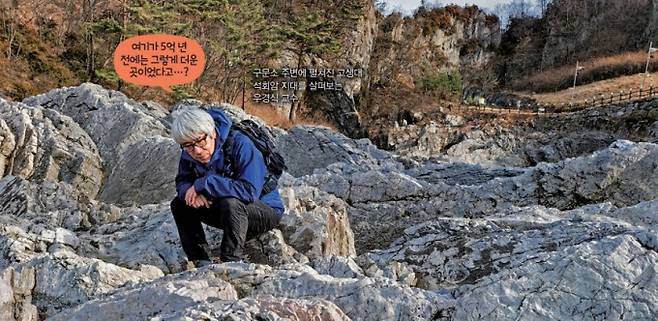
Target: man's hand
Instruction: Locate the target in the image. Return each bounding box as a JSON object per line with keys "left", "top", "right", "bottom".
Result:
{"left": 189, "top": 194, "right": 212, "bottom": 209}
{"left": 184, "top": 186, "right": 198, "bottom": 206}
{"left": 185, "top": 186, "right": 212, "bottom": 209}
{"left": 195, "top": 194, "right": 212, "bottom": 208}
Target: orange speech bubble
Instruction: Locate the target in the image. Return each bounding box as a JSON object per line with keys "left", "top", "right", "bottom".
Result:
{"left": 113, "top": 34, "right": 206, "bottom": 92}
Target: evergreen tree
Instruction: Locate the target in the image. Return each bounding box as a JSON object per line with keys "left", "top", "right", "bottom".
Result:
{"left": 280, "top": 12, "right": 340, "bottom": 120}
{"left": 200, "top": 0, "right": 277, "bottom": 104}
{"left": 103, "top": 0, "right": 276, "bottom": 102}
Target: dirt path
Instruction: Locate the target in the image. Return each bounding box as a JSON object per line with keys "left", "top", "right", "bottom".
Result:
{"left": 516, "top": 72, "right": 658, "bottom": 105}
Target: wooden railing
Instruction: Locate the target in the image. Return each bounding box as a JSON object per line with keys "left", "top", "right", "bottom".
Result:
{"left": 457, "top": 86, "right": 658, "bottom": 116}
{"left": 553, "top": 86, "right": 658, "bottom": 112}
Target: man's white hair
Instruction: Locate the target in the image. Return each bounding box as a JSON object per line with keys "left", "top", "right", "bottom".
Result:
{"left": 171, "top": 107, "right": 215, "bottom": 144}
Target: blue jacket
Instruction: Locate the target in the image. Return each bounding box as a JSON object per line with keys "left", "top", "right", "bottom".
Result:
{"left": 174, "top": 109, "right": 285, "bottom": 217}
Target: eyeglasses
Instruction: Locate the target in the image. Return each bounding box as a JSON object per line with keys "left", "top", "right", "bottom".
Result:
{"left": 180, "top": 134, "right": 209, "bottom": 151}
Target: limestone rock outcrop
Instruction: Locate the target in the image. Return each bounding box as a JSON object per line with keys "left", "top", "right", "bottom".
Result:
{"left": 390, "top": 99, "right": 658, "bottom": 167}
{"left": 2, "top": 84, "right": 658, "bottom": 321}
{"left": 0, "top": 99, "right": 102, "bottom": 199}
{"left": 452, "top": 234, "right": 658, "bottom": 320}
{"left": 210, "top": 263, "right": 452, "bottom": 321}
{"left": 1, "top": 252, "right": 162, "bottom": 320}
{"left": 46, "top": 268, "right": 236, "bottom": 321}
{"left": 278, "top": 185, "right": 356, "bottom": 259}
{"left": 0, "top": 176, "right": 121, "bottom": 232}
{"left": 276, "top": 125, "right": 401, "bottom": 177}
{"left": 22, "top": 83, "right": 177, "bottom": 206}
{"left": 291, "top": 139, "right": 658, "bottom": 252}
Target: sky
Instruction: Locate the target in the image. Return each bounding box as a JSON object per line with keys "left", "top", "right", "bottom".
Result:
{"left": 385, "top": 0, "right": 510, "bottom": 15}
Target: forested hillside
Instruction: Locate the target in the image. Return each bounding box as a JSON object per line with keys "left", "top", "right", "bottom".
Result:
{"left": 0, "top": 0, "right": 500, "bottom": 140}
{"left": 497, "top": 0, "right": 657, "bottom": 89}
{"left": 0, "top": 0, "right": 363, "bottom": 104}
{"left": 5, "top": 0, "right": 656, "bottom": 142}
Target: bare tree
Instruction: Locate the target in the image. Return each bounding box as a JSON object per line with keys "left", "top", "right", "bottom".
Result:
{"left": 1, "top": 0, "right": 53, "bottom": 59}
{"left": 425, "top": 0, "right": 442, "bottom": 10}
{"left": 374, "top": 0, "right": 386, "bottom": 13}
{"left": 537, "top": 0, "right": 549, "bottom": 16}
{"left": 507, "top": 0, "right": 534, "bottom": 18}
{"left": 1, "top": 0, "right": 19, "bottom": 59}
{"left": 492, "top": 0, "right": 539, "bottom": 29}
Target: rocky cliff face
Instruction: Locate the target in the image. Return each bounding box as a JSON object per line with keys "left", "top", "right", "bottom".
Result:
{"left": 369, "top": 7, "right": 500, "bottom": 87}
{"left": 283, "top": 4, "right": 499, "bottom": 140}
{"left": 358, "top": 6, "right": 500, "bottom": 145}
{"left": 2, "top": 83, "right": 658, "bottom": 320}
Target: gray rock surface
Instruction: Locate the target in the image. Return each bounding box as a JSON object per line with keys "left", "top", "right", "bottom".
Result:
{"left": 404, "top": 161, "right": 524, "bottom": 186}
{"left": 3, "top": 85, "right": 658, "bottom": 321}
{"left": 206, "top": 295, "right": 351, "bottom": 321}
{"left": 245, "top": 229, "right": 310, "bottom": 267}
{"left": 311, "top": 255, "right": 364, "bottom": 279}
{"left": 277, "top": 125, "right": 401, "bottom": 177}
{"left": 47, "top": 265, "right": 355, "bottom": 321}
{"left": 2, "top": 252, "right": 162, "bottom": 319}
{"left": 452, "top": 234, "right": 658, "bottom": 320}
{"left": 362, "top": 206, "right": 629, "bottom": 290}
{"left": 393, "top": 123, "right": 616, "bottom": 167}
{"left": 46, "top": 268, "right": 235, "bottom": 321}
{"left": 444, "top": 124, "right": 568, "bottom": 167}
{"left": 278, "top": 186, "right": 356, "bottom": 259}
{"left": 0, "top": 176, "right": 120, "bottom": 231}
{"left": 0, "top": 99, "right": 103, "bottom": 198}
{"left": 0, "top": 264, "right": 38, "bottom": 321}
{"left": 22, "top": 83, "right": 175, "bottom": 206}
{"left": 361, "top": 200, "right": 658, "bottom": 320}
{"left": 295, "top": 140, "right": 658, "bottom": 252}
{"left": 211, "top": 263, "right": 453, "bottom": 321}
{"left": 43, "top": 261, "right": 451, "bottom": 321}
{"left": 650, "top": 120, "right": 658, "bottom": 141}
{"left": 75, "top": 203, "right": 192, "bottom": 274}
{"left": 390, "top": 96, "right": 658, "bottom": 168}
{"left": 98, "top": 136, "right": 179, "bottom": 206}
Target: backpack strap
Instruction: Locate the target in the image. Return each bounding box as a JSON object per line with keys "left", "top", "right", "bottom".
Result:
{"left": 222, "top": 128, "right": 236, "bottom": 158}
{"left": 221, "top": 128, "right": 237, "bottom": 176}
{"left": 222, "top": 127, "right": 277, "bottom": 196}
{"left": 261, "top": 174, "right": 277, "bottom": 195}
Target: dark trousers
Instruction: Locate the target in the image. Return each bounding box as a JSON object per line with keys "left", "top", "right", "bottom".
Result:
{"left": 170, "top": 197, "right": 281, "bottom": 262}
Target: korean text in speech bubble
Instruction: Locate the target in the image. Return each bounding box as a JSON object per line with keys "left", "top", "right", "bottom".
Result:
{"left": 113, "top": 34, "right": 206, "bottom": 92}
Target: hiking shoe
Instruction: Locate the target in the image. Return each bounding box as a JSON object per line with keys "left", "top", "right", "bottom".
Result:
{"left": 192, "top": 259, "right": 213, "bottom": 268}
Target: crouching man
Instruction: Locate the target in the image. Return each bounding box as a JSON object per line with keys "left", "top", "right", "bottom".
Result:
{"left": 170, "top": 107, "right": 284, "bottom": 267}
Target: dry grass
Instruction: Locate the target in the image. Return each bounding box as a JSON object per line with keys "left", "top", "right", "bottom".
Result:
{"left": 430, "top": 104, "right": 539, "bottom": 133}
{"left": 229, "top": 93, "right": 335, "bottom": 130}
{"left": 518, "top": 72, "right": 658, "bottom": 105}
{"left": 513, "top": 51, "right": 657, "bottom": 93}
